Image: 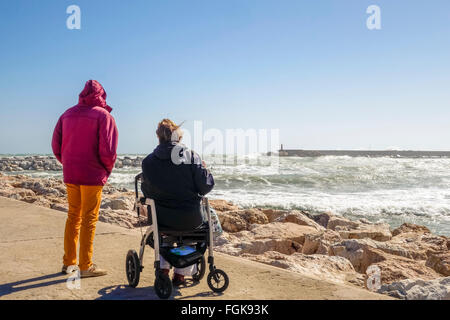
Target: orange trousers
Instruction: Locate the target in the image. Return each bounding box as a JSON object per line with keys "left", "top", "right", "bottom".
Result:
{"left": 63, "top": 184, "right": 103, "bottom": 271}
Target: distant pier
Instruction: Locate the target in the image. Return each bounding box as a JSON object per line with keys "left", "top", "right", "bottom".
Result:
{"left": 271, "top": 145, "right": 450, "bottom": 158}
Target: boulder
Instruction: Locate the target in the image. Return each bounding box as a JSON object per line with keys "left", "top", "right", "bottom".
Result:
{"left": 241, "top": 251, "right": 365, "bottom": 287}
{"left": 213, "top": 232, "right": 244, "bottom": 256}
{"left": 217, "top": 209, "right": 269, "bottom": 233}
{"left": 215, "top": 223, "right": 318, "bottom": 256}
{"left": 331, "top": 239, "right": 441, "bottom": 284}
{"left": 240, "top": 239, "right": 302, "bottom": 255}
{"left": 302, "top": 230, "right": 342, "bottom": 255}
{"left": 331, "top": 239, "right": 385, "bottom": 273}
{"left": 217, "top": 211, "right": 247, "bottom": 232}
{"left": 276, "top": 210, "right": 325, "bottom": 231}
{"left": 0, "top": 187, "right": 35, "bottom": 200}
{"left": 99, "top": 209, "right": 137, "bottom": 229}
{"left": 261, "top": 208, "right": 288, "bottom": 222}
{"left": 122, "top": 159, "right": 132, "bottom": 166}
{"left": 392, "top": 223, "right": 431, "bottom": 236}
{"left": 17, "top": 181, "right": 62, "bottom": 196}
{"left": 389, "top": 232, "right": 449, "bottom": 258}
{"left": 374, "top": 257, "right": 442, "bottom": 285}
{"left": 311, "top": 212, "right": 333, "bottom": 228}
{"left": 101, "top": 197, "right": 133, "bottom": 211}
{"left": 327, "top": 216, "right": 360, "bottom": 231}
{"left": 426, "top": 252, "right": 450, "bottom": 276}
{"left": 209, "top": 199, "right": 239, "bottom": 212}
{"left": 378, "top": 277, "right": 450, "bottom": 300}
{"left": 338, "top": 222, "right": 392, "bottom": 242}
{"left": 248, "top": 222, "right": 317, "bottom": 245}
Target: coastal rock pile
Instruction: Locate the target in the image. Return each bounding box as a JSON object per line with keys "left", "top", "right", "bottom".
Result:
{"left": 0, "top": 156, "right": 62, "bottom": 172}
{"left": 378, "top": 277, "right": 450, "bottom": 300}
{"left": 0, "top": 155, "right": 145, "bottom": 172}
{"left": 213, "top": 203, "right": 450, "bottom": 299}
{"left": 114, "top": 156, "right": 145, "bottom": 168}
{"left": 1, "top": 173, "right": 449, "bottom": 299}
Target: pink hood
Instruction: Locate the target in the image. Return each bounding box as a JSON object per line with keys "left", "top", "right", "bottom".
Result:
{"left": 52, "top": 80, "right": 119, "bottom": 186}
{"left": 78, "top": 80, "right": 113, "bottom": 112}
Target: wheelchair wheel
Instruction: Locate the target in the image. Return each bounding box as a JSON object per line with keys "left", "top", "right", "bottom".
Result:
{"left": 207, "top": 269, "right": 229, "bottom": 293}
{"left": 192, "top": 256, "right": 206, "bottom": 282}
{"left": 154, "top": 273, "right": 172, "bottom": 299}
{"left": 126, "top": 250, "right": 141, "bottom": 288}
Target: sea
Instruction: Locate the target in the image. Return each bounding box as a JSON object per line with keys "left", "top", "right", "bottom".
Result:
{"left": 3, "top": 154, "right": 450, "bottom": 236}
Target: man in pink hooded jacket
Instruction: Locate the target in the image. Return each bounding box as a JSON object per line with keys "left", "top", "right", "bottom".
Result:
{"left": 52, "top": 80, "right": 118, "bottom": 278}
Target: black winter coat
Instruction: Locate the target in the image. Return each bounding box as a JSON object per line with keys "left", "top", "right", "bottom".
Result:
{"left": 141, "top": 142, "right": 215, "bottom": 230}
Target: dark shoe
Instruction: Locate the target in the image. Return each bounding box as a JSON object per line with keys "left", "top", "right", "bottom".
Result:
{"left": 61, "top": 265, "right": 68, "bottom": 274}
{"left": 172, "top": 273, "right": 185, "bottom": 286}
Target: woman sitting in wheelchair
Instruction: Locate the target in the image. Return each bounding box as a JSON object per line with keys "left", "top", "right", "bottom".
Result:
{"left": 141, "top": 119, "right": 215, "bottom": 286}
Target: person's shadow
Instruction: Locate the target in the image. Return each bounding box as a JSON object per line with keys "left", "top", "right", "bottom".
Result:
{"left": 0, "top": 273, "right": 68, "bottom": 298}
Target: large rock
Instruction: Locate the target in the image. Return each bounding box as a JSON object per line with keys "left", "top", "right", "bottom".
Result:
{"left": 0, "top": 187, "right": 35, "bottom": 200}
{"left": 327, "top": 215, "right": 392, "bottom": 241}
{"left": 242, "top": 251, "right": 365, "bottom": 287}
{"left": 261, "top": 208, "right": 289, "bottom": 223}
{"left": 99, "top": 209, "right": 138, "bottom": 229}
{"left": 392, "top": 223, "right": 431, "bottom": 236}
{"left": 248, "top": 222, "right": 317, "bottom": 245}
{"left": 101, "top": 197, "right": 133, "bottom": 211}
{"left": 217, "top": 209, "right": 269, "bottom": 232}
{"left": 374, "top": 257, "right": 441, "bottom": 284}
{"left": 213, "top": 232, "right": 244, "bottom": 256}
{"left": 331, "top": 239, "right": 385, "bottom": 273}
{"left": 16, "top": 180, "right": 62, "bottom": 197}
{"left": 327, "top": 216, "right": 360, "bottom": 231}
{"left": 426, "top": 252, "right": 450, "bottom": 276}
{"left": 331, "top": 239, "right": 441, "bottom": 284}
{"left": 389, "top": 231, "right": 449, "bottom": 258}
{"left": 302, "top": 230, "right": 342, "bottom": 255}
{"left": 276, "top": 210, "right": 325, "bottom": 231}
{"left": 368, "top": 238, "right": 428, "bottom": 260}
{"left": 240, "top": 239, "right": 302, "bottom": 255}
{"left": 378, "top": 277, "right": 450, "bottom": 300}
{"left": 311, "top": 212, "right": 334, "bottom": 228}
{"left": 338, "top": 223, "right": 392, "bottom": 242}
{"left": 209, "top": 199, "right": 239, "bottom": 212}
{"left": 215, "top": 222, "right": 317, "bottom": 256}
{"left": 217, "top": 211, "right": 247, "bottom": 232}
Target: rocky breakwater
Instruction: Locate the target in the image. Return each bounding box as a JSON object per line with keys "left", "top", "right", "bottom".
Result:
{"left": 0, "top": 156, "right": 62, "bottom": 172}
{"left": 0, "top": 155, "right": 145, "bottom": 172}
{"left": 1, "top": 174, "right": 449, "bottom": 299}
{"left": 212, "top": 202, "right": 450, "bottom": 300}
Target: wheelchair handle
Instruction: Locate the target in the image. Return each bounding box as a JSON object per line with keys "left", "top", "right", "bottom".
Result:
{"left": 135, "top": 173, "right": 143, "bottom": 198}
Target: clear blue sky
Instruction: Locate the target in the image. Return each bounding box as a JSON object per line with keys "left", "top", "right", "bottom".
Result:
{"left": 0, "top": 0, "right": 449, "bottom": 154}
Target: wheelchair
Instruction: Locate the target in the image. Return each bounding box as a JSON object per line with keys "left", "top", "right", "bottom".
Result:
{"left": 125, "top": 173, "right": 229, "bottom": 299}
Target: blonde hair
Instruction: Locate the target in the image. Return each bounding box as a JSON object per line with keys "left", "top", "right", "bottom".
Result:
{"left": 156, "top": 119, "right": 183, "bottom": 144}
